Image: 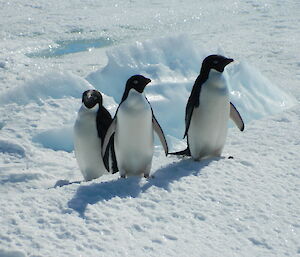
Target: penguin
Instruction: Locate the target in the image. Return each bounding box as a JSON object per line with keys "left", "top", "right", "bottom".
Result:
{"left": 102, "top": 75, "right": 168, "bottom": 178}
{"left": 172, "top": 55, "right": 244, "bottom": 160}
{"left": 74, "top": 89, "right": 118, "bottom": 181}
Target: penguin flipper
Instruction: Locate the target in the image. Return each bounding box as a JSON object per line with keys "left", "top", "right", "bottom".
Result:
{"left": 102, "top": 118, "right": 116, "bottom": 157}
{"left": 230, "top": 102, "right": 245, "bottom": 131}
{"left": 184, "top": 80, "right": 201, "bottom": 138}
{"left": 184, "top": 103, "right": 194, "bottom": 139}
{"left": 152, "top": 116, "right": 169, "bottom": 156}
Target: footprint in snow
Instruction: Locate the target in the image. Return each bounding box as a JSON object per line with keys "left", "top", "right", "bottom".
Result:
{"left": 0, "top": 139, "right": 25, "bottom": 158}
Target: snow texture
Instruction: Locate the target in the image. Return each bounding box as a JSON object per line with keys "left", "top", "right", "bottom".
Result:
{"left": 0, "top": 0, "right": 299, "bottom": 256}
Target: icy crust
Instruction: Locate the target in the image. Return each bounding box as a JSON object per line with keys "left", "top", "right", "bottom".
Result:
{"left": 0, "top": 0, "right": 299, "bottom": 255}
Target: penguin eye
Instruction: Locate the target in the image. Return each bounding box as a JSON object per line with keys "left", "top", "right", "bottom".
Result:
{"left": 133, "top": 80, "right": 139, "bottom": 85}
{"left": 213, "top": 60, "right": 219, "bottom": 64}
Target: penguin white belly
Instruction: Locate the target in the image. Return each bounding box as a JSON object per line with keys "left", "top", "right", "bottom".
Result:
{"left": 74, "top": 106, "right": 107, "bottom": 181}
{"left": 188, "top": 72, "right": 230, "bottom": 160}
{"left": 115, "top": 90, "right": 154, "bottom": 176}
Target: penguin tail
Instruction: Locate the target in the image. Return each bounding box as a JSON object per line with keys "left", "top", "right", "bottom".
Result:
{"left": 169, "top": 147, "right": 191, "bottom": 156}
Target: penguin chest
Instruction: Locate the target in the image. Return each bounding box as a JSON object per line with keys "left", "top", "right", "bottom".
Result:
{"left": 74, "top": 108, "right": 106, "bottom": 180}
{"left": 188, "top": 79, "right": 230, "bottom": 159}
{"left": 115, "top": 91, "right": 154, "bottom": 173}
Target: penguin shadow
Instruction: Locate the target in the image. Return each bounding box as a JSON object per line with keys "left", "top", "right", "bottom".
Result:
{"left": 53, "top": 180, "right": 81, "bottom": 188}
{"left": 141, "top": 157, "right": 217, "bottom": 193}
{"left": 67, "top": 176, "right": 143, "bottom": 217}
{"left": 68, "top": 157, "right": 219, "bottom": 218}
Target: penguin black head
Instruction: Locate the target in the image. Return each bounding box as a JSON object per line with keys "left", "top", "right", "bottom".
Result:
{"left": 201, "top": 55, "right": 234, "bottom": 73}
{"left": 126, "top": 75, "right": 151, "bottom": 93}
{"left": 82, "top": 89, "right": 103, "bottom": 109}
{"left": 121, "top": 75, "right": 151, "bottom": 102}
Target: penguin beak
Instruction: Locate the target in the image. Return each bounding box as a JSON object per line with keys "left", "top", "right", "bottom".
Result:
{"left": 141, "top": 78, "right": 151, "bottom": 91}
{"left": 84, "top": 95, "right": 98, "bottom": 108}
{"left": 225, "top": 58, "right": 234, "bottom": 66}
{"left": 84, "top": 98, "right": 94, "bottom": 107}
{"left": 219, "top": 58, "right": 234, "bottom": 72}
{"left": 145, "top": 78, "right": 151, "bottom": 84}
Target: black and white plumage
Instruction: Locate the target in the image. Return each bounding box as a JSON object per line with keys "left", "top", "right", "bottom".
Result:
{"left": 173, "top": 55, "right": 244, "bottom": 160}
{"left": 102, "top": 75, "right": 168, "bottom": 178}
{"left": 74, "top": 90, "right": 117, "bottom": 181}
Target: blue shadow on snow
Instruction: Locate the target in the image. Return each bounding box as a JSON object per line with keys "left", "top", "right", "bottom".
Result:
{"left": 26, "top": 37, "right": 113, "bottom": 58}
{"left": 68, "top": 157, "right": 218, "bottom": 217}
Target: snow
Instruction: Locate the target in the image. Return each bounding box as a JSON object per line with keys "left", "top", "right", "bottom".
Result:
{"left": 1, "top": 0, "right": 300, "bottom": 256}
{"left": 0, "top": 72, "right": 93, "bottom": 105}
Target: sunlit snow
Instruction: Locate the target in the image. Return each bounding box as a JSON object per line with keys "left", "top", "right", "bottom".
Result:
{"left": 0, "top": 0, "right": 299, "bottom": 256}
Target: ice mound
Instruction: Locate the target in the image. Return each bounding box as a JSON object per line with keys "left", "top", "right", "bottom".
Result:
{"left": 87, "top": 34, "right": 207, "bottom": 103}
{"left": 32, "top": 125, "right": 74, "bottom": 152}
{"left": 226, "top": 62, "right": 296, "bottom": 123}
{"left": 0, "top": 72, "right": 93, "bottom": 105}
{"left": 87, "top": 34, "right": 296, "bottom": 139}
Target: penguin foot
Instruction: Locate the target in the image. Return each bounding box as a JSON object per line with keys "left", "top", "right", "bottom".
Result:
{"left": 144, "top": 174, "right": 155, "bottom": 179}
{"left": 169, "top": 147, "right": 191, "bottom": 157}
{"left": 228, "top": 156, "right": 234, "bottom": 159}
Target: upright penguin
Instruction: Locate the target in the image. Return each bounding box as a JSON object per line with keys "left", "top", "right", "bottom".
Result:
{"left": 173, "top": 55, "right": 244, "bottom": 160}
{"left": 74, "top": 89, "right": 117, "bottom": 181}
{"left": 102, "top": 75, "right": 168, "bottom": 178}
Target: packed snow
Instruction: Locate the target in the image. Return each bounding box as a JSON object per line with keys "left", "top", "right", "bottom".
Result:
{"left": 0, "top": 0, "right": 299, "bottom": 256}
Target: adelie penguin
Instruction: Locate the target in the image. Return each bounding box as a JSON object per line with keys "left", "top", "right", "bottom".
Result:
{"left": 172, "top": 55, "right": 245, "bottom": 160}
{"left": 74, "top": 89, "right": 118, "bottom": 181}
{"left": 102, "top": 75, "right": 168, "bottom": 178}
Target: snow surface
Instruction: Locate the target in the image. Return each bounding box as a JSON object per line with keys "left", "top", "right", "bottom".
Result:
{"left": 1, "top": 0, "right": 300, "bottom": 256}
